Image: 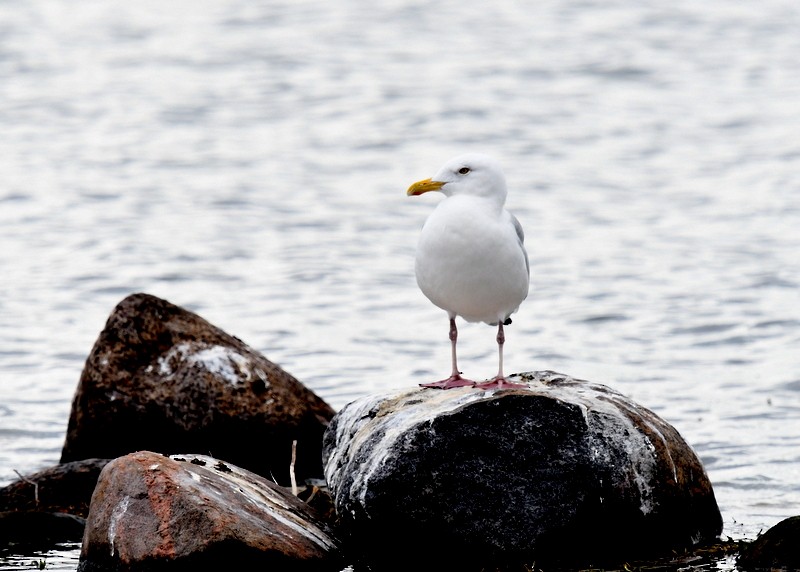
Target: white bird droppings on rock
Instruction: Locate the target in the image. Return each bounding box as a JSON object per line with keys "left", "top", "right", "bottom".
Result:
{"left": 157, "top": 342, "right": 254, "bottom": 385}
{"left": 107, "top": 496, "right": 130, "bottom": 557}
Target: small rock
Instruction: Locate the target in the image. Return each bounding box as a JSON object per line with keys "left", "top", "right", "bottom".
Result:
{"left": 60, "top": 293, "right": 335, "bottom": 485}
{"left": 78, "top": 451, "right": 344, "bottom": 572}
{"left": 0, "top": 511, "right": 86, "bottom": 546}
{"left": 323, "top": 371, "right": 723, "bottom": 570}
{"left": 0, "top": 458, "right": 110, "bottom": 518}
{"left": 737, "top": 515, "right": 800, "bottom": 571}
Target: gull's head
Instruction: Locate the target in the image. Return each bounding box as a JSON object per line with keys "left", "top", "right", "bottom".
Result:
{"left": 407, "top": 153, "right": 507, "bottom": 201}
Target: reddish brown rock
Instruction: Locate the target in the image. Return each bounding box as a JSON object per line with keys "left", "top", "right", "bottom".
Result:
{"left": 78, "top": 451, "right": 343, "bottom": 572}
{"left": 323, "top": 371, "right": 723, "bottom": 570}
{"left": 60, "top": 293, "right": 335, "bottom": 486}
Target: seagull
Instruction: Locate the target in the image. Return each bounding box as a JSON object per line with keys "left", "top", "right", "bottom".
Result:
{"left": 407, "top": 153, "right": 530, "bottom": 390}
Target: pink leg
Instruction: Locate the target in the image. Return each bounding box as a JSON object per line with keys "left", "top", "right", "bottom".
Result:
{"left": 473, "top": 322, "right": 526, "bottom": 390}
{"left": 420, "top": 317, "right": 475, "bottom": 389}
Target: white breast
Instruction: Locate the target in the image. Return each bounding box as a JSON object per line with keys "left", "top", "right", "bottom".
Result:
{"left": 414, "top": 195, "right": 530, "bottom": 325}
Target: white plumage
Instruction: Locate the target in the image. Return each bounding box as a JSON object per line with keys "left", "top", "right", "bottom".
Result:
{"left": 407, "top": 153, "right": 530, "bottom": 389}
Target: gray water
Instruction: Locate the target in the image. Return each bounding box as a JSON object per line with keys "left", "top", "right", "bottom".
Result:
{"left": 1, "top": 0, "right": 799, "bottom": 569}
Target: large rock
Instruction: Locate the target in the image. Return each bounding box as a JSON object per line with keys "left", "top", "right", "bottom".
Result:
{"left": 323, "top": 370, "right": 723, "bottom": 570}
{"left": 61, "top": 293, "right": 335, "bottom": 485}
{"left": 78, "top": 451, "right": 343, "bottom": 572}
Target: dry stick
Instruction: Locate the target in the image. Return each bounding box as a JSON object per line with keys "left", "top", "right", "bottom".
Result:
{"left": 305, "top": 487, "right": 318, "bottom": 503}
{"left": 13, "top": 470, "right": 39, "bottom": 506}
{"left": 290, "top": 439, "right": 298, "bottom": 496}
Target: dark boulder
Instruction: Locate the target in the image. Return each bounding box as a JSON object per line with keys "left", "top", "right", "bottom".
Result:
{"left": 323, "top": 370, "right": 723, "bottom": 570}
{"left": 60, "top": 293, "right": 335, "bottom": 485}
{"left": 0, "top": 458, "right": 110, "bottom": 518}
{"left": 0, "top": 458, "right": 111, "bottom": 545}
{"left": 737, "top": 515, "right": 800, "bottom": 571}
{"left": 0, "top": 511, "right": 86, "bottom": 547}
{"left": 78, "top": 451, "right": 344, "bottom": 572}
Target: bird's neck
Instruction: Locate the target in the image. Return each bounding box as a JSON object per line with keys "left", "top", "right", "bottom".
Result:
{"left": 448, "top": 193, "right": 506, "bottom": 214}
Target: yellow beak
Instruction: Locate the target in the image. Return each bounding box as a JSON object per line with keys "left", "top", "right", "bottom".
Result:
{"left": 407, "top": 178, "right": 445, "bottom": 196}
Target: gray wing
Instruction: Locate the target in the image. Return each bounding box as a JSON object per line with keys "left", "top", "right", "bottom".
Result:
{"left": 511, "top": 213, "right": 530, "bottom": 276}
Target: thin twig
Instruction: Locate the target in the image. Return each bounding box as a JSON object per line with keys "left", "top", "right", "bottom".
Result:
{"left": 289, "top": 439, "right": 298, "bottom": 496}
{"left": 305, "top": 486, "right": 318, "bottom": 503}
{"left": 13, "top": 469, "right": 39, "bottom": 506}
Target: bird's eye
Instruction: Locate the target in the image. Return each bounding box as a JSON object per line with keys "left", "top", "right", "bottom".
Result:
{"left": 457, "top": 167, "right": 470, "bottom": 175}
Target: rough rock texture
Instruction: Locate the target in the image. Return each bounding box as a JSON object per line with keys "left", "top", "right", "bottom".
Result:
{"left": 61, "top": 293, "right": 335, "bottom": 485}
{"left": 323, "top": 371, "right": 723, "bottom": 570}
{"left": 78, "top": 451, "right": 343, "bottom": 572}
{"left": 737, "top": 515, "right": 800, "bottom": 570}
{"left": 0, "top": 458, "right": 110, "bottom": 518}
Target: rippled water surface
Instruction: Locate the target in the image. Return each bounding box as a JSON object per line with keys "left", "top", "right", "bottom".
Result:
{"left": 2, "top": 0, "right": 799, "bottom": 569}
